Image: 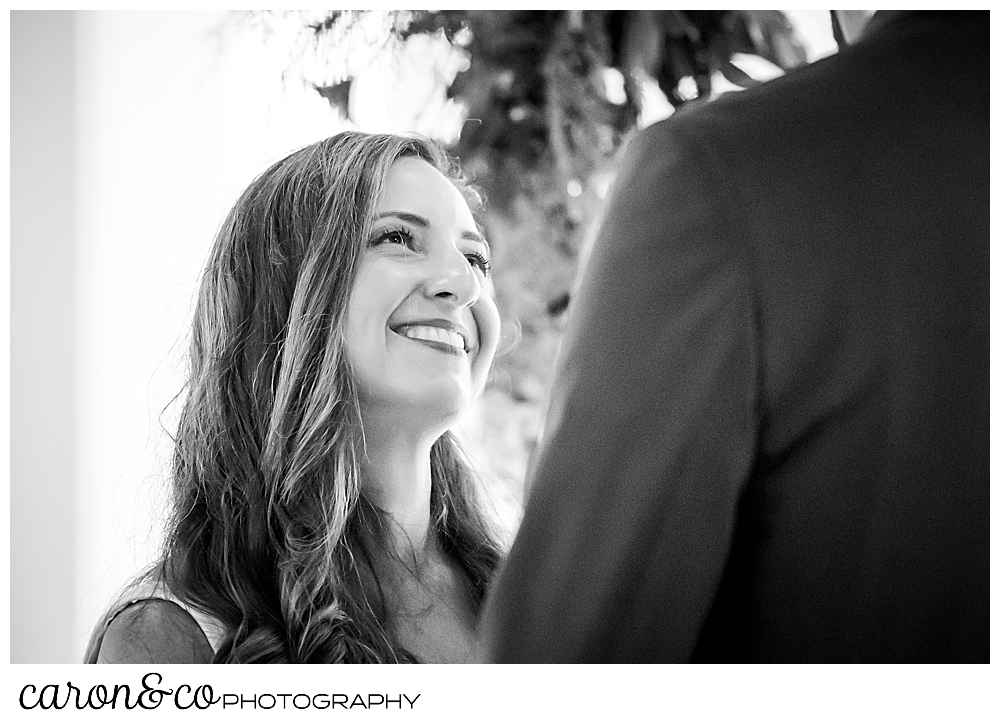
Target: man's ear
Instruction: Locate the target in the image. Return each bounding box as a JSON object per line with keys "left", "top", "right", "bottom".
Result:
{"left": 832, "top": 10, "right": 877, "bottom": 48}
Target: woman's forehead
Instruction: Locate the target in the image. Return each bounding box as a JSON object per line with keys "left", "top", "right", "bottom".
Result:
{"left": 379, "top": 157, "right": 472, "bottom": 217}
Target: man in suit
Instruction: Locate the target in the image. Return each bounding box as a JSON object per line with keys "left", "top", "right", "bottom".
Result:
{"left": 482, "top": 11, "right": 988, "bottom": 662}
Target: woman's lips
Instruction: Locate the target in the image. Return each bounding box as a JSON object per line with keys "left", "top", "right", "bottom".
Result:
{"left": 391, "top": 322, "right": 470, "bottom": 355}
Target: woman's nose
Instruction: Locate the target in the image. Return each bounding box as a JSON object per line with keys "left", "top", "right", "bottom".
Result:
{"left": 422, "top": 246, "right": 480, "bottom": 307}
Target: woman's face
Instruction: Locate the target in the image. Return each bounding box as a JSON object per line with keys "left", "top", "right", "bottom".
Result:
{"left": 345, "top": 156, "right": 500, "bottom": 433}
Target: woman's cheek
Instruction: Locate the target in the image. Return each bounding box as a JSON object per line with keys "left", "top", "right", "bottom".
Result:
{"left": 474, "top": 293, "right": 501, "bottom": 373}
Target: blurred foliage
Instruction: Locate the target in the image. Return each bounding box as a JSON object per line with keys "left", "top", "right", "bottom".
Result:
{"left": 252, "top": 10, "right": 816, "bottom": 498}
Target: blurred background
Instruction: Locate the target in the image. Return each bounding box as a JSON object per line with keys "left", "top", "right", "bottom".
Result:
{"left": 10, "top": 9, "right": 841, "bottom": 663}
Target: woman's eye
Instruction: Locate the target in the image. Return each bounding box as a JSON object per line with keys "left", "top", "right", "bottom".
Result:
{"left": 373, "top": 228, "right": 415, "bottom": 249}
{"left": 466, "top": 251, "right": 492, "bottom": 277}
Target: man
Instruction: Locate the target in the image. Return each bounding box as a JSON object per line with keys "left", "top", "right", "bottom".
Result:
{"left": 482, "top": 11, "right": 988, "bottom": 662}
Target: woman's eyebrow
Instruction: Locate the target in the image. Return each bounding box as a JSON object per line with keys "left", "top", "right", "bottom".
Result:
{"left": 377, "top": 211, "right": 490, "bottom": 252}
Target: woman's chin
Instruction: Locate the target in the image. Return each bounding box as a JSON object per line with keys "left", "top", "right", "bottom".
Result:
{"left": 364, "top": 386, "right": 473, "bottom": 434}
{"left": 415, "top": 394, "right": 471, "bottom": 432}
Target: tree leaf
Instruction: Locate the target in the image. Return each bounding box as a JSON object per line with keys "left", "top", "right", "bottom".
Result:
{"left": 313, "top": 79, "right": 352, "bottom": 117}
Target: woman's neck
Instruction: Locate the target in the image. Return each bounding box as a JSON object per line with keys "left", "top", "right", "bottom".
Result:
{"left": 359, "top": 424, "right": 437, "bottom": 556}
{"left": 355, "top": 418, "right": 482, "bottom": 662}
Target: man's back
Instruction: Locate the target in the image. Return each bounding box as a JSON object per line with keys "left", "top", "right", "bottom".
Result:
{"left": 483, "top": 11, "right": 988, "bottom": 662}
{"left": 686, "top": 10, "right": 988, "bottom": 661}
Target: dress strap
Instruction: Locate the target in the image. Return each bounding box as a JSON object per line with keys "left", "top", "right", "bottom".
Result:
{"left": 103, "top": 578, "right": 227, "bottom": 654}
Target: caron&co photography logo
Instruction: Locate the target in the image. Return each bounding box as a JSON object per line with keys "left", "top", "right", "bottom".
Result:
{"left": 18, "top": 672, "right": 422, "bottom": 711}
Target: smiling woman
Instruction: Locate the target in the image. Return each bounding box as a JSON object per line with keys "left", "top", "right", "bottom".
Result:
{"left": 83, "top": 132, "right": 507, "bottom": 663}
{"left": 346, "top": 157, "right": 500, "bottom": 437}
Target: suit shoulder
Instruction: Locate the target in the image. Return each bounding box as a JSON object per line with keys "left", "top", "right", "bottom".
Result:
{"left": 97, "top": 598, "right": 214, "bottom": 664}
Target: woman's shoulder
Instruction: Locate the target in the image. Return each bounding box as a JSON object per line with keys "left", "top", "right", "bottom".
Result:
{"left": 97, "top": 598, "right": 215, "bottom": 664}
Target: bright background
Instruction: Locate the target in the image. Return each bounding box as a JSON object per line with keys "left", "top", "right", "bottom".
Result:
{"left": 9, "top": 9, "right": 839, "bottom": 664}
{"left": 12, "top": 10, "right": 351, "bottom": 664}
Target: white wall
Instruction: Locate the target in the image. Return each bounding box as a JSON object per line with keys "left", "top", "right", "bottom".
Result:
{"left": 11, "top": 11, "right": 78, "bottom": 665}
{"left": 12, "top": 10, "right": 346, "bottom": 663}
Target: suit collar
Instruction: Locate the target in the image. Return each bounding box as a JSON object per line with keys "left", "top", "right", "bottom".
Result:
{"left": 864, "top": 10, "right": 987, "bottom": 39}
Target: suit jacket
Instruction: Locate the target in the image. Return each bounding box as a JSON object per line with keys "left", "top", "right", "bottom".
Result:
{"left": 483, "top": 11, "right": 989, "bottom": 662}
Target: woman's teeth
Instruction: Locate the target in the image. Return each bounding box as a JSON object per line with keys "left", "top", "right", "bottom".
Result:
{"left": 400, "top": 325, "right": 466, "bottom": 352}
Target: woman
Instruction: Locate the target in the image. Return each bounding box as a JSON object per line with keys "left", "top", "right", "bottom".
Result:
{"left": 85, "top": 131, "right": 506, "bottom": 663}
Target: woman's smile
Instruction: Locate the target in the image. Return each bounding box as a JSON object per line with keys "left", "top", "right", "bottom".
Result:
{"left": 391, "top": 320, "right": 471, "bottom": 356}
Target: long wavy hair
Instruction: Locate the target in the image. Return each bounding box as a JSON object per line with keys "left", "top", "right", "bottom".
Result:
{"left": 89, "top": 132, "right": 505, "bottom": 663}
